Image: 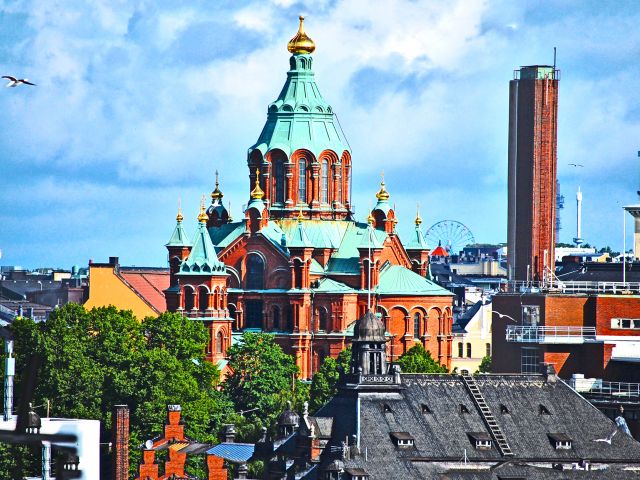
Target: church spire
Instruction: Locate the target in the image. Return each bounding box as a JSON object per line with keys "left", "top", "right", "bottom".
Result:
{"left": 287, "top": 16, "right": 315, "bottom": 55}
{"left": 375, "top": 172, "right": 390, "bottom": 201}
{"left": 197, "top": 195, "right": 208, "bottom": 223}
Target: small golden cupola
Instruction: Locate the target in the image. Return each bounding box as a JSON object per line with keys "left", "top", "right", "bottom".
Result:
{"left": 415, "top": 204, "right": 423, "bottom": 227}
{"left": 375, "top": 173, "right": 390, "bottom": 202}
{"left": 287, "top": 16, "right": 315, "bottom": 55}
{"left": 176, "top": 199, "right": 184, "bottom": 223}
{"left": 250, "top": 169, "right": 265, "bottom": 200}
{"left": 211, "top": 170, "right": 224, "bottom": 202}
{"left": 197, "top": 196, "right": 209, "bottom": 223}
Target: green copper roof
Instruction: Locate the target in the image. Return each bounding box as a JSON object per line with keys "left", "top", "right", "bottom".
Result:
{"left": 358, "top": 225, "right": 383, "bottom": 249}
{"left": 166, "top": 220, "right": 191, "bottom": 247}
{"left": 405, "top": 226, "right": 428, "bottom": 250}
{"left": 375, "top": 265, "right": 452, "bottom": 296}
{"left": 249, "top": 54, "right": 350, "bottom": 159}
{"left": 288, "top": 220, "right": 313, "bottom": 248}
{"left": 180, "top": 221, "right": 226, "bottom": 275}
{"left": 310, "top": 258, "right": 324, "bottom": 274}
{"left": 313, "top": 277, "right": 355, "bottom": 293}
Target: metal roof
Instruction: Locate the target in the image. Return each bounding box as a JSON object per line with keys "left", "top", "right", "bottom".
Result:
{"left": 206, "top": 442, "right": 255, "bottom": 463}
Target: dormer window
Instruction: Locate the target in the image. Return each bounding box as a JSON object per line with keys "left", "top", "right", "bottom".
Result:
{"left": 383, "top": 404, "right": 393, "bottom": 413}
{"left": 421, "top": 404, "right": 431, "bottom": 414}
{"left": 539, "top": 404, "right": 551, "bottom": 415}
{"left": 390, "top": 432, "right": 415, "bottom": 448}
{"left": 345, "top": 468, "right": 370, "bottom": 480}
{"left": 500, "top": 404, "right": 509, "bottom": 414}
{"left": 548, "top": 433, "right": 572, "bottom": 450}
{"left": 468, "top": 432, "right": 492, "bottom": 450}
{"left": 460, "top": 404, "right": 470, "bottom": 414}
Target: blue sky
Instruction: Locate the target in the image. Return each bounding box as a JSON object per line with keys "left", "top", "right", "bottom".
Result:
{"left": 1, "top": 0, "right": 639, "bottom": 268}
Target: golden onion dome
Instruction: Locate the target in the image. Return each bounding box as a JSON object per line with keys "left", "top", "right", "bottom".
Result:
{"left": 250, "top": 169, "right": 265, "bottom": 200}
{"left": 415, "top": 204, "right": 422, "bottom": 226}
{"left": 375, "top": 174, "right": 390, "bottom": 201}
{"left": 176, "top": 199, "right": 184, "bottom": 222}
{"left": 211, "top": 170, "right": 223, "bottom": 202}
{"left": 197, "top": 196, "right": 209, "bottom": 223}
{"left": 367, "top": 212, "right": 375, "bottom": 225}
{"left": 287, "top": 16, "right": 315, "bottom": 55}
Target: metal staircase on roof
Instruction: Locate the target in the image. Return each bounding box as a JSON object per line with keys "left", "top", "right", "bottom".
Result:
{"left": 461, "top": 374, "right": 514, "bottom": 457}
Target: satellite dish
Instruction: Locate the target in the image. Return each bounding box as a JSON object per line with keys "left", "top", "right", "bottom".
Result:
{"left": 144, "top": 439, "right": 153, "bottom": 450}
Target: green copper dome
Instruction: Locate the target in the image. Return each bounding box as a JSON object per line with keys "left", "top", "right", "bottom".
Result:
{"left": 249, "top": 53, "right": 350, "bottom": 159}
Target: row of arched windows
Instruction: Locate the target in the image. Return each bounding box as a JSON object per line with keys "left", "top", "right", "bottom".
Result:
{"left": 266, "top": 154, "right": 351, "bottom": 206}
{"left": 183, "top": 285, "right": 227, "bottom": 312}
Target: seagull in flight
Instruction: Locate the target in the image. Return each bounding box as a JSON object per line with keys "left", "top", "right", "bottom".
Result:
{"left": 492, "top": 311, "right": 517, "bottom": 322}
{"left": 568, "top": 163, "right": 584, "bottom": 167}
{"left": 2, "top": 76, "right": 36, "bottom": 87}
{"left": 593, "top": 427, "right": 617, "bottom": 444}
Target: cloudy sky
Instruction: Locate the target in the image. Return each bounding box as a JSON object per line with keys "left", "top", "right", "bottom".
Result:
{"left": 1, "top": 0, "right": 639, "bottom": 268}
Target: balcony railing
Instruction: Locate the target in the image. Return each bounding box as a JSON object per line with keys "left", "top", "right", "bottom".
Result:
{"left": 505, "top": 325, "right": 597, "bottom": 344}
{"left": 502, "top": 280, "right": 640, "bottom": 295}
{"left": 570, "top": 378, "right": 640, "bottom": 403}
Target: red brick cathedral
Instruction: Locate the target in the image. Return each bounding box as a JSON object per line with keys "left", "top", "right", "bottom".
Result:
{"left": 164, "top": 18, "right": 454, "bottom": 378}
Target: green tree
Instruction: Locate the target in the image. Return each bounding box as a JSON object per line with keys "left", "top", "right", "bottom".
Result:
{"left": 397, "top": 343, "right": 447, "bottom": 373}
{"left": 223, "top": 333, "right": 299, "bottom": 436}
{"left": 2, "top": 305, "right": 233, "bottom": 479}
{"left": 475, "top": 355, "right": 492, "bottom": 374}
{"left": 309, "top": 347, "right": 351, "bottom": 412}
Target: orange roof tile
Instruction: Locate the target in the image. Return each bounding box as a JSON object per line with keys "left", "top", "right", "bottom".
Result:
{"left": 119, "top": 269, "right": 170, "bottom": 314}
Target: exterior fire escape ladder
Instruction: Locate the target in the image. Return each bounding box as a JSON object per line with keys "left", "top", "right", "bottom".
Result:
{"left": 461, "top": 374, "right": 514, "bottom": 457}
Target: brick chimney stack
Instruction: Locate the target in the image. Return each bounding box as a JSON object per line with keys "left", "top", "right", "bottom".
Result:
{"left": 112, "top": 405, "right": 129, "bottom": 480}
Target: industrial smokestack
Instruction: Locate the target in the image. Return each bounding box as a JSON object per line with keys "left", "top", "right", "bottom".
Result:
{"left": 3, "top": 338, "right": 14, "bottom": 421}
{"left": 573, "top": 187, "right": 583, "bottom": 246}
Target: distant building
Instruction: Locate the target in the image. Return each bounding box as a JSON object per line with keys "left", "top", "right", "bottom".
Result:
{"left": 507, "top": 65, "right": 559, "bottom": 282}
{"left": 256, "top": 311, "right": 640, "bottom": 479}
{"left": 492, "top": 290, "right": 640, "bottom": 437}
{"left": 451, "top": 300, "right": 493, "bottom": 374}
{"left": 84, "top": 257, "right": 169, "bottom": 320}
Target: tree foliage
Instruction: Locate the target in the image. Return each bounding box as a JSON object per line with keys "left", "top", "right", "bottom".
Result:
{"left": 223, "top": 332, "right": 299, "bottom": 438}
{"left": 476, "top": 355, "right": 492, "bottom": 374}
{"left": 309, "top": 347, "right": 351, "bottom": 413}
{"left": 397, "top": 343, "right": 447, "bottom": 373}
{"left": 2, "top": 305, "right": 233, "bottom": 478}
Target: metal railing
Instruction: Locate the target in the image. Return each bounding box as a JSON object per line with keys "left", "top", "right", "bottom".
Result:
{"left": 571, "top": 378, "right": 640, "bottom": 402}
{"left": 505, "top": 325, "right": 597, "bottom": 344}
{"left": 502, "top": 280, "right": 640, "bottom": 295}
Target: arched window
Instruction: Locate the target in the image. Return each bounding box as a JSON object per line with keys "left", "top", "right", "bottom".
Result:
{"left": 337, "top": 163, "right": 342, "bottom": 204}
{"left": 321, "top": 159, "right": 329, "bottom": 204}
{"left": 345, "top": 163, "right": 351, "bottom": 204}
{"left": 273, "top": 306, "right": 280, "bottom": 331}
{"left": 274, "top": 160, "right": 285, "bottom": 203}
{"left": 246, "top": 254, "right": 265, "bottom": 290}
{"left": 413, "top": 313, "right": 421, "bottom": 338}
{"left": 298, "top": 159, "right": 306, "bottom": 203}
{"left": 458, "top": 342, "right": 463, "bottom": 358}
{"left": 198, "top": 287, "right": 209, "bottom": 312}
{"left": 318, "top": 308, "right": 328, "bottom": 331}
{"left": 216, "top": 331, "right": 224, "bottom": 353}
{"left": 206, "top": 325, "right": 213, "bottom": 354}
{"left": 184, "top": 287, "right": 195, "bottom": 311}
{"left": 467, "top": 343, "right": 472, "bottom": 358}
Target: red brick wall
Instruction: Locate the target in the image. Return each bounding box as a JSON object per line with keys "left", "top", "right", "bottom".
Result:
{"left": 207, "top": 455, "right": 227, "bottom": 480}
{"left": 112, "top": 405, "right": 129, "bottom": 480}
{"left": 594, "top": 296, "right": 640, "bottom": 336}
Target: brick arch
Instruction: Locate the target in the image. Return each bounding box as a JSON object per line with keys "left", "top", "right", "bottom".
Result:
{"left": 226, "top": 266, "right": 240, "bottom": 288}
{"left": 341, "top": 150, "right": 352, "bottom": 205}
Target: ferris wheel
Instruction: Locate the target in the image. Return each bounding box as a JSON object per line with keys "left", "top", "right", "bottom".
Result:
{"left": 424, "top": 220, "right": 475, "bottom": 255}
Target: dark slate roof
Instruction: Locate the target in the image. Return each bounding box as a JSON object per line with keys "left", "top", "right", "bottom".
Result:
{"left": 555, "top": 261, "right": 640, "bottom": 282}
{"left": 453, "top": 301, "right": 483, "bottom": 333}
{"left": 313, "top": 374, "right": 640, "bottom": 479}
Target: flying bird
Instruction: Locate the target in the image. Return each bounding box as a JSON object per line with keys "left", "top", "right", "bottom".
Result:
{"left": 568, "top": 163, "right": 584, "bottom": 167}
{"left": 492, "top": 311, "right": 517, "bottom": 322}
{"left": 593, "top": 427, "right": 617, "bottom": 444}
{"left": 2, "top": 76, "right": 36, "bottom": 87}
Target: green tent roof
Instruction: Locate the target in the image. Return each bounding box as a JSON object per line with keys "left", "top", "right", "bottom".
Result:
{"left": 249, "top": 53, "right": 350, "bottom": 159}
{"left": 405, "top": 225, "right": 428, "bottom": 250}
{"left": 375, "top": 265, "right": 452, "bottom": 296}
{"left": 180, "top": 221, "right": 226, "bottom": 275}
{"left": 166, "top": 220, "right": 191, "bottom": 247}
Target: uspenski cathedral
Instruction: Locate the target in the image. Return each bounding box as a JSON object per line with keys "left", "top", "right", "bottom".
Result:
{"left": 164, "top": 17, "right": 454, "bottom": 378}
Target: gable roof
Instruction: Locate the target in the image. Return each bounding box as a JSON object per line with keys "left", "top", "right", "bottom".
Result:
{"left": 119, "top": 268, "right": 170, "bottom": 314}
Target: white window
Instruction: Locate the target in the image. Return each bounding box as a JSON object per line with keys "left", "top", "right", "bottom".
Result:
{"left": 476, "top": 439, "right": 492, "bottom": 449}
{"left": 521, "top": 347, "right": 539, "bottom": 374}
{"left": 611, "top": 318, "right": 640, "bottom": 330}
{"left": 522, "top": 305, "right": 540, "bottom": 326}
{"left": 321, "top": 159, "right": 329, "bottom": 204}
{"left": 555, "top": 440, "right": 572, "bottom": 449}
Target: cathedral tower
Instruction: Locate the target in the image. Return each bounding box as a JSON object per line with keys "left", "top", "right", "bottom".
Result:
{"left": 248, "top": 16, "right": 352, "bottom": 220}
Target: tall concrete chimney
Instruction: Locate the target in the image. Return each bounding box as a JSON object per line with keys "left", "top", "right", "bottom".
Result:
{"left": 112, "top": 405, "right": 129, "bottom": 480}
{"left": 573, "top": 186, "right": 583, "bottom": 246}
